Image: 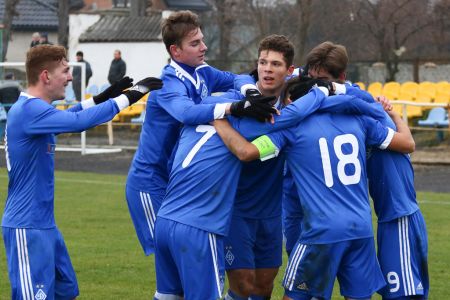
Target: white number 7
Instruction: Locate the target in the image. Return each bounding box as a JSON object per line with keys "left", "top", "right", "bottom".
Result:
{"left": 182, "top": 125, "right": 216, "bottom": 168}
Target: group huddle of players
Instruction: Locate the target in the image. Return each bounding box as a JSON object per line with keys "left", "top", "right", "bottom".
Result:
{"left": 125, "top": 11, "right": 429, "bottom": 300}
{"left": 2, "top": 9, "right": 428, "bottom": 300}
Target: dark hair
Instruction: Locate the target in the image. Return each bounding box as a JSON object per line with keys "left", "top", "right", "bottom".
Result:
{"left": 305, "top": 41, "right": 348, "bottom": 79}
{"left": 76, "top": 51, "right": 84, "bottom": 57}
{"left": 258, "top": 35, "right": 294, "bottom": 67}
{"left": 161, "top": 10, "right": 201, "bottom": 55}
{"left": 26, "top": 45, "right": 67, "bottom": 85}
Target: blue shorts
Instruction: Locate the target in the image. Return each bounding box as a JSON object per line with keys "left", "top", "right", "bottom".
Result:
{"left": 283, "top": 238, "right": 385, "bottom": 300}
{"left": 125, "top": 184, "right": 164, "bottom": 255}
{"left": 224, "top": 215, "right": 282, "bottom": 270}
{"left": 154, "top": 217, "right": 225, "bottom": 300}
{"left": 377, "top": 210, "right": 429, "bottom": 299}
{"left": 2, "top": 227, "right": 79, "bottom": 300}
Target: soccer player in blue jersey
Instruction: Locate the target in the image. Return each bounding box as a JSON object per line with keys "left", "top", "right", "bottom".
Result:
{"left": 1, "top": 45, "right": 162, "bottom": 300}
{"left": 305, "top": 41, "right": 429, "bottom": 300}
{"left": 223, "top": 35, "right": 296, "bottom": 300}
{"left": 213, "top": 82, "right": 416, "bottom": 299}
{"left": 153, "top": 75, "right": 387, "bottom": 299}
{"left": 125, "top": 10, "right": 276, "bottom": 257}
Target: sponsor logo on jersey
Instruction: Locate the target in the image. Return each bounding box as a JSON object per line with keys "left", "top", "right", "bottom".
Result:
{"left": 417, "top": 282, "right": 423, "bottom": 290}
{"left": 35, "top": 289, "right": 47, "bottom": 300}
{"left": 297, "top": 282, "right": 309, "bottom": 291}
{"left": 225, "top": 249, "right": 234, "bottom": 265}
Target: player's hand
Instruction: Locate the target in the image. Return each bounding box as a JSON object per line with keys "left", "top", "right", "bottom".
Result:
{"left": 230, "top": 95, "right": 278, "bottom": 122}
{"left": 93, "top": 76, "right": 133, "bottom": 104}
{"left": 124, "top": 77, "right": 163, "bottom": 105}
{"left": 245, "top": 88, "right": 262, "bottom": 99}
{"left": 289, "top": 76, "right": 334, "bottom": 101}
{"left": 375, "top": 95, "right": 393, "bottom": 111}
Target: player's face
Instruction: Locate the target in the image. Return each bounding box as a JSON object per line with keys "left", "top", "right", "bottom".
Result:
{"left": 48, "top": 59, "right": 72, "bottom": 101}
{"left": 308, "top": 67, "right": 336, "bottom": 81}
{"left": 257, "top": 50, "right": 293, "bottom": 96}
{"left": 176, "top": 28, "right": 207, "bottom": 67}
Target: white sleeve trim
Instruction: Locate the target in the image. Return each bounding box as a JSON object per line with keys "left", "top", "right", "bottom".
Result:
{"left": 113, "top": 94, "right": 130, "bottom": 111}
{"left": 317, "top": 86, "right": 329, "bottom": 97}
{"left": 214, "top": 103, "right": 228, "bottom": 119}
{"left": 240, "top": 84, "right": 258, "bottom": 96}
{"left": 81, "top": 97, "right": 96, "bottom": 110}
{"left": 333, "top": 83, "right": 346, "bottom": 95}
{"left": 379, "top": 127, "right": 395, "bottom": 149}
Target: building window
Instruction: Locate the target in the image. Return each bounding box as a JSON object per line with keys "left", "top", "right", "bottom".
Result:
{"left": 113, "top": 0, "right": 129, "bottom": 8}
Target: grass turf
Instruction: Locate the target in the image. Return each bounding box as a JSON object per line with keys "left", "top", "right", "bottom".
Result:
{"left": 0, "top": 169, "right": 449, "bottom": 299}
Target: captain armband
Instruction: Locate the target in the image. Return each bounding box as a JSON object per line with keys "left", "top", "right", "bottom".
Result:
{"left": 251, "top": 135, "right": 279, "bottom": 161}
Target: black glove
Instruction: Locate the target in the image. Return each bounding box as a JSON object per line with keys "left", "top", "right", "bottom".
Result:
{"left": 124, "top": 77, "right": 163, "bottom": 105}
{"left": 93, "top": 76, "right": 133, "bottom": 104}
{"left": 288, "top": 76, "right": 334, "bottom": 101}
{"left": 230, "top": 95, "right": 277, "bottom": 122}
{"left": 245, "top": 88, "right": 262, "bottom": 99}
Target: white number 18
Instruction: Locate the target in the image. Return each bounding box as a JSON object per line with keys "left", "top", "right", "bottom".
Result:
{"left": 318, "top": 134, "right": 361, "bottom": 188}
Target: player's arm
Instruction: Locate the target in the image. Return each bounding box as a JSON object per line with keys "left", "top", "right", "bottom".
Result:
{"left": 385, "top": 110, "right": 415, "bottom": 153}
{"left": 214, "top": 119, "right": 286, "bottom": 162}
{"left": 213, "top": 119, "right": 259, "bottom": 162}
{"left": 24, "top": 77, "right": 162, "bottom": 135}
{"left": 158, "top": 74, "right": 276, "bottom": 124}
{"left": 66, "top": 77, "right": 135, "bottom": 112}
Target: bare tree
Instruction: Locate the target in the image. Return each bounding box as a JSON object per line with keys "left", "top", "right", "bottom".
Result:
{"left": 351, "top": 0, "right": 433, "bottom": 81}
{"left": 58, "top": 0, "right": 69, "bottom": 48}
{"left": 2, "top": 0, "right": 20, "bottom": 61}
{"left": 292, "top": 0, "right": 313, "bottom": 65}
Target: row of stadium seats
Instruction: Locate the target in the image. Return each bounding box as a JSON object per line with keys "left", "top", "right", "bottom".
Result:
{"left": 355, "top": 81, "right": 450, "bottom": 119}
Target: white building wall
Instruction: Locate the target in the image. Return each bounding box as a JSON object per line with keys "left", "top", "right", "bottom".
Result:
{"left": 69, "top": 14, "right": 168, "bottom": 88}
{"left": 6, "top": 32, "right": 58, "bottom": 63}
{"left": 73, "top": 42, "right": 168, "bottom": 88}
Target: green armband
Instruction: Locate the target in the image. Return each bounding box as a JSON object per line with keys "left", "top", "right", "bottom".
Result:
{"left": 251, "top": 135, "right": 279, "bottom": 161}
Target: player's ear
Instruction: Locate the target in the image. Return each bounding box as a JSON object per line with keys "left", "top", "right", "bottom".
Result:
{"left": 169, "top": 44, "right": 180, "bottom": 59}
{"left": 338, "top": 72, "right": 346, "bottom": 82}
{"left": 287, "top": 65, "right": 295, "bottom": 75}
{"left": 40, "top": 70, "right": 50, "bottom": 84}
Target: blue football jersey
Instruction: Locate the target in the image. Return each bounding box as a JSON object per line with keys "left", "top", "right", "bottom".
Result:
{"left": 2, "top": 93, "right": 120, "bottom": 228}
{"left": 267, "top": 113, "right": 394, "bottom": 244}
{"left": 158, "top": 117, "right": 257, "bottom": 236}
{"left": 344, "top": 84, "right": 420, "bottom": 222}
{"left": 126, "top": 60, "right": 253, "bottom": 193}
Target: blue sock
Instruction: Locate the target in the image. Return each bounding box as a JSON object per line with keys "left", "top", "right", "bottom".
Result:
{"left": 224, "top": 289, "right": 248, "bottom": 300}
{"left": 249, "top": 296, "right": 270, "bottom": 300}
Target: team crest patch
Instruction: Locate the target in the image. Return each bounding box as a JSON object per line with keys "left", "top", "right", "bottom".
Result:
{"left": 225, "top": 249, "right": 234, "bottom": 265}
{"left": 297, "top": 282, "right": 309, "bottom": 291}
{"left": 35, "top": 289, "right": 47, "bottom": 300}
{"left": 200, "top": 82, "right": 208, "bottom": 100}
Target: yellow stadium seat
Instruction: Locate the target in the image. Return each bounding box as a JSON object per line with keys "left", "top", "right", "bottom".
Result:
{"left": 417, "top": 81, "right": 436, "bottom": 103}
{"left": 399, "top": 82, "right": 418, "bottom": 101}
{"left": 367, "top": 82, "right": 382, "bottom": 97}
{"left": 435, "top": 82, "right": 450, "bottom": 104}
{"left": 355, "top": 82, "right": 365, "bottom": 90}
{"left": 382, "top": 82, "right": 401, "bottom": 100}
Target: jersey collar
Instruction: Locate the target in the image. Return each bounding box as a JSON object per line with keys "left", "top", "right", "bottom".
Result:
{"left": 170, "top": 60, "right": 209, "bottom": 90}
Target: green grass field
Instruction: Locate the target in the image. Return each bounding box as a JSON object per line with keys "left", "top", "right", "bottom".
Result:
{"left": 0, "top": 168, "right": 449, "bottom": 299}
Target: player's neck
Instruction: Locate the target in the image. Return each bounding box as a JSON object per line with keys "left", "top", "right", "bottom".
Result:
{"left": 27, "top": 86, "right": 52, "bottom": 104}
{"left": 256, "top": 81, "right": 283, "bottom": 98}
